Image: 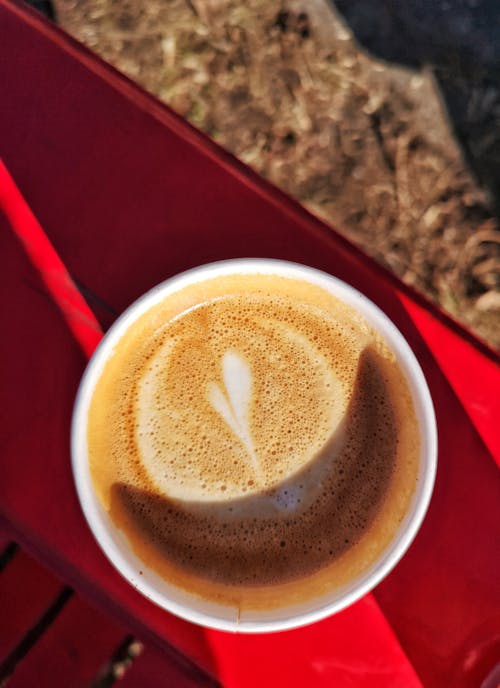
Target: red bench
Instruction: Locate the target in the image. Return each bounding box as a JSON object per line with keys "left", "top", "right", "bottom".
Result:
{"left": 0, "top": 1, "right": 499, "bottom": 686}
{"left": 0, "top": 522, "right": 207, "bottom": 686}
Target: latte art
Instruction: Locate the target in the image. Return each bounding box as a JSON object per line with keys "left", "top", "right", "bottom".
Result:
{"left": 208, "top": 352, "right": 260, "bottom": 481}
{"left": 134, "top": 300, "right": 347, "bottom": 502}
{"left": 88, "top": 272, "right": 420, "bottom": 609}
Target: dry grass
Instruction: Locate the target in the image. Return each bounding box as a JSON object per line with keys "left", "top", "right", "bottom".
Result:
{"left": 54, "top": 0, "right": 500, "bottom": 349}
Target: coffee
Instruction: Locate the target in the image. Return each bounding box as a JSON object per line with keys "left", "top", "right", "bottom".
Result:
{"left": 88, "top": 272, "right": 420, "bottom": 609}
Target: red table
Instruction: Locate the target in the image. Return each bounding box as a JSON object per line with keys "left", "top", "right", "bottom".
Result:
{"left": 1, "top": 1, "right": 499, "bottom": 686}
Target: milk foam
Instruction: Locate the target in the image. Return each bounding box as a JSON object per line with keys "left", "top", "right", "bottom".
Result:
{"left": 207, "top": 352, "right": 260, "bottom": 481}
{"left": 135, "top": 308, "right": 347, "bottom": 501}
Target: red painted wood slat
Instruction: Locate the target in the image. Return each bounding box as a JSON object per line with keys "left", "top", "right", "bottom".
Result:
{"left": 120, "top": 643, "right": 211, "bottom": 688}
{"left": 0, "top": 550, "right": 63, "bottom": 663}
{"left": 207, "top": 595, "right": 422, "bottom": 688}
{"left": 7, "top": 596, "right": 128, "bottom": 688}
{"left": 399, "top": 293, "right": 500, "bottom": 463}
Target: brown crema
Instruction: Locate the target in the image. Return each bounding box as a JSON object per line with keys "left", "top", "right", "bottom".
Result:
{"left": 88, "top": 273, "right": 420, "bottom": 610}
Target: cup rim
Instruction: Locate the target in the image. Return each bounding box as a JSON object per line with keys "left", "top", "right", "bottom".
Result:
{"left": 71, "top": 258, "right": 437, "bottom": 633}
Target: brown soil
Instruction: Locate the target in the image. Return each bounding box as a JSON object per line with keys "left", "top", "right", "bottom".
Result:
{"left": 53, "top": 0, "right": 500, "bottom": 350}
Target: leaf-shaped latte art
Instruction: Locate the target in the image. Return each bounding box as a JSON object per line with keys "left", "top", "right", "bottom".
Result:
{"left": 208, "top": 351, "right": 261, "bottom": 480}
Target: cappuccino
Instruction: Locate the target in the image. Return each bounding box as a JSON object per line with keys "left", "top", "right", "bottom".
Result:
{"left": 88, "top": 271, "right": 420, "bottom": 609}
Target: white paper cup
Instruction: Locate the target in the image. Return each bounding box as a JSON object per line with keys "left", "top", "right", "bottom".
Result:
{"left": 72, "top": 259, "right": 437, "bottom": 633}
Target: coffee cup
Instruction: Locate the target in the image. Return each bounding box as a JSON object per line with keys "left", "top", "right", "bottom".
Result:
{"left": 72, "top": 259, "right": 437, "bottom": 632}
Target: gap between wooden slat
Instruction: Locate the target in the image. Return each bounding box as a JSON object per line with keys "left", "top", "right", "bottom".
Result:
{"left": 0, "top": 544, "right": 17, "bottom": 573}
{"left": 0, "top": 587, "right": 73, "bottom": 685}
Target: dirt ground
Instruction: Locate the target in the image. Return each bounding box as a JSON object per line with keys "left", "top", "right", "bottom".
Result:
{"left": 52, "top": 0, "right": 500, "bottom": 350}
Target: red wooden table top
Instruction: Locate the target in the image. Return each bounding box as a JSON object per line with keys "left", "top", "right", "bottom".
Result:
{"left": 1, "top": 1, "right": 499, "bottom": 686}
